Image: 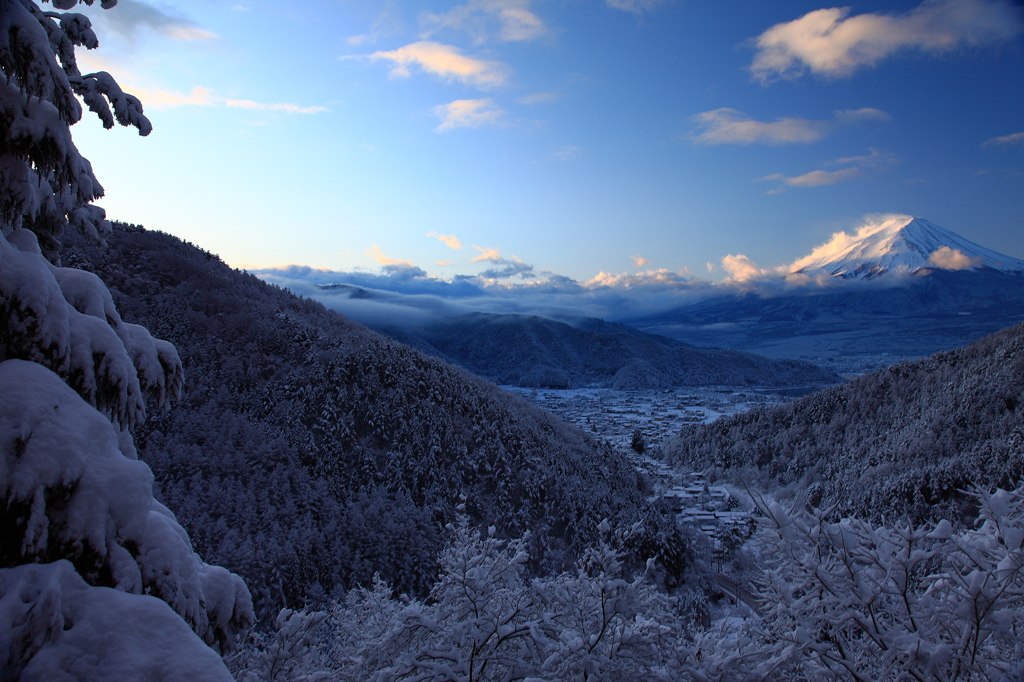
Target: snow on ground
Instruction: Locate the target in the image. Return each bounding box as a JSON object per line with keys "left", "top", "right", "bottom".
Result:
{"left": 506, "top": 385, "right": 771, "bottom": 565}
{"left": 503, "top": 385, "right": 788, "bottom": 449}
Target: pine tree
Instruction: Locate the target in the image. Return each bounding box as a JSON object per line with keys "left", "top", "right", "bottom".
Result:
{"left": 631, "top": 426, "right": 646, "bottom": 454}
{"left": 1, "top": 1, "right": 253, "bottom": 678}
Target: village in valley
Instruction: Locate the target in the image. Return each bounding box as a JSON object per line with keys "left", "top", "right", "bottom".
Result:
{"left": 502, "top": 386, "right": 787, "bottom": 450}
{"left": 503, "top": 385, "right": 786, "bottom": 567}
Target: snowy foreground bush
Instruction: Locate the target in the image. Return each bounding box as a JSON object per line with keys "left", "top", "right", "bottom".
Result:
{"left": 235, "top": 488, "right": 1024, "bottom": 682}
{"left": 230, "top": 517, "right": 687, "bottom": 681}
{"left": 689, "top": 487, "right": 1024, "bottom": 681}
{"left": 2, "top": 0, "right": 253, "bottom": 678}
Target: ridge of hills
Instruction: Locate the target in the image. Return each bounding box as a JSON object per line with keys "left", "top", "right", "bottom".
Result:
{"left": 62, "top": 224, "right": 684, "bottom": 620}
{"left": 630, "top": 268, "right": 1024, "bottom": 359}
{"left": 626, "top": 218, "right": 1024, "bottom": 362}
{"left": 371, "top": 311, "right": 842, "bottom": 390}
{"left": 664, "top": 321, "right": 1024, "bottom": 524}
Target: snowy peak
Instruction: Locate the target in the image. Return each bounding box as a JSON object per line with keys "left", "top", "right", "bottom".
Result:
{"left": 791, "top": 216, "right": 1024, "bottom": 280}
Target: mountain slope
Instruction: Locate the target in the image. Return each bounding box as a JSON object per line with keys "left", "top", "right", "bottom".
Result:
{"left": 63, "top": 225, "right": 663, "bottom": 619}
{"left": 375, "top": 312, "right": 842, "bottom": 390}
{"left": 792, "top": 216, "right": 1024, "bottom": 279}
{"left": 664, "top": 322, "right": 1024, "bottom": 523}
{"left": 626, "top": 218, "right": 1024, "bottom": 363}
{"left": 631, "top": 269, "right": 1024, "bottom": 359}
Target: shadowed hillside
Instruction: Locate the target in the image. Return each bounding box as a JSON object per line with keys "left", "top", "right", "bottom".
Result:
{"left": 665, "top": 322, "right": 1024, "bottom": 523}
{"left": 63, "top": 225, "right": 676, "bottom": 619}
{"left": 375, "top": 312, "right": 842, "bottom": 390}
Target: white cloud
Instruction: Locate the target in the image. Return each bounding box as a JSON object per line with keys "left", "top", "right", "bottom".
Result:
{"left": 467, "top": 247, "right": 534, "bottom": 278}
{"left": 691, "top": 107, "right": 889, "bottom": 145}
{"left": 760, "top": 167, "right": 862, "bottom": 193}
{"left": 928, "top": 246, "right": 982, "bottom": 270}
{"left": 130, "top": 88, "right": 324, "bottom": 113}
{"left": 434, "top": 99, "right": 506, "bottom": 130}
{"left": 751, "top": 0, "right": 1023, "bottom": 83}
{"left": 759, "top": 146, "right": 896, "bottom": 193}
{"left": 95, "top": 0, "right": 218, "bottom": 43}
{"left": 606, "top": 0, "right": 672, "bottom": 15}
{"left": 982, "top": 131, "right": 1024, "bottom": 147}
{"left": 76, "top": 54, "right": 326, "bottom": 113}
{"left": 479, "top": 260, "right": 534, "bottom": 279}
{"left": 781, "top": 167, "right": 863, "bottom": 188}
{"left": 420, "top": 0, "right": 547, "bottom": 44}
{"left": 787, "top": 214, "right": 912, "bottom": 273}
{"left": 831, "top": 147, "right": 897, "bottom": 167}
{"left": 428, "top": 232, "right": 464, "bottom": 249}
{"left": 693, "top": 109, "right": 827, "bottom": 144}
{"left": 257, "top": 212, "right": 974, "bottom": 330}
{"left": 134, "top": 85, "right": 215, "bottom": 108}
{"left": 721, "top": 254, "right": 765, "bottom": 281}
{"left": 831, "top": 108, "right": 892, "bottom": 125}
{"left": 253, "top": 256, "right": 882, "bottom": 331}
{"left": 368, "top": 41, "right": 509, "bottom": 89}
{"left": 472, "top": 246, "right": 504, "bottom": 263}
{"left": 631, "top": 255, "right": 650, "bottom": 267}
{"left": 368, "top": 242, "right": 415, "bottom": 266}
{"left": 225, "top": 99, "right": 328, "bottom": 114}
{"left": 582, "top": 268, "right": 696, "bottom": 295}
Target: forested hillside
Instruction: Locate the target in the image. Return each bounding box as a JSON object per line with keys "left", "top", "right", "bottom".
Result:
{"left": 665, "top": 323, "right": 1024, "bottom": 522}
{"left": 63, "top": 225, "right": 669, "bottom": 620}
{"left": 376, "top": 312, "right": 840, "bottom": 390}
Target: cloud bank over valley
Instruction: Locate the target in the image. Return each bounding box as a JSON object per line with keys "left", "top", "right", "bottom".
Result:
{"left": 253, "top": 214, "right": 1012, "bottom": 330}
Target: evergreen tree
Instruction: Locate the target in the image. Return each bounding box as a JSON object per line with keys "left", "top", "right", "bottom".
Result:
{"left": 1, "top": 1, "right": 252, "bottom": 678}
{"left": 631, "top": 427, "right": 646, "bottom": 454}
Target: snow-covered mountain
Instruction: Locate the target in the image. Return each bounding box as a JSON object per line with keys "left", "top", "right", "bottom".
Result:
{"left": 791, "top": 216, "right": 1024, "bottom": 280}
{"left": 625, "top": 216, "right": 1024, "bottom": 364}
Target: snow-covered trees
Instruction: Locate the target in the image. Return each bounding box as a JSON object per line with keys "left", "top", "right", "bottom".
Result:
{"left": 57, "top": 221, "right": 666, "bottom": 618}
{"left": 1, "top": 0, "right": 150, "bottom": 260}
{"left": 666, "top": 323, "right": 1024, "bottom": 523}
{"left": 226, "top": 486, "right": 1024, "bottom": 681}
{"left": 232, "top": 516, "right": 688, "bottom": 681}
{"left": 1, "top": 1, "right": 252, "bottom": 679}
{"left": 685, "top": 486, "right": 1024, "bottom": 681}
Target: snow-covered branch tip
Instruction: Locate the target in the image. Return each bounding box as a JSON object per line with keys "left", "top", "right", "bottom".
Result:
{"left": 1, "top": 0, "right": 151, "bottom": 257}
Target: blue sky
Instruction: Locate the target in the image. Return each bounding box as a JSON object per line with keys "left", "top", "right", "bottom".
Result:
{"left": 70, "top": 0, "right": 1022, "bottom": 316}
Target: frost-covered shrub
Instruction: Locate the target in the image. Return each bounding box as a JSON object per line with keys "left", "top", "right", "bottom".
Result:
{"left": 684, "top": 486, "right": 1024, "bottom": 681}
{"left": 1, "top": 1, "right": 252, "bottom": 678}
{"left": 238, "top": 517, "right": 688, "bottom": 681}
{"left": 228, "top": 608, "right": 330, "bottom": 682}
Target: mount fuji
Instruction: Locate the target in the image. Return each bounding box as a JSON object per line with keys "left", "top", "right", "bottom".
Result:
{"left": 624, "top": 217, "right": 1024, "bottom": 370}
{"left": 790, "top": 216, "right": 1024, "bottom": 280}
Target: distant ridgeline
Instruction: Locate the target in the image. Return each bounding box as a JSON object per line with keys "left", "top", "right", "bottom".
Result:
{"left": 626, "top": 217, "right": 1024, "bottom": 361}
{"left": 665, "top": 322, "right": 1024, "bottom": 523}
{"left": 373, "top": 312, "right": 841, "bottom": 390}
{"left": 64, "top": 224, "right": 693, "bottom": 621}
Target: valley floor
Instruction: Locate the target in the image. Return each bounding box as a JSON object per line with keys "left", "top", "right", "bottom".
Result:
{"left": 502, "top": 385, "right": 790, "bottom": 449}
{"left": 506, "top": 385, "right": 764, "bottom": 569}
